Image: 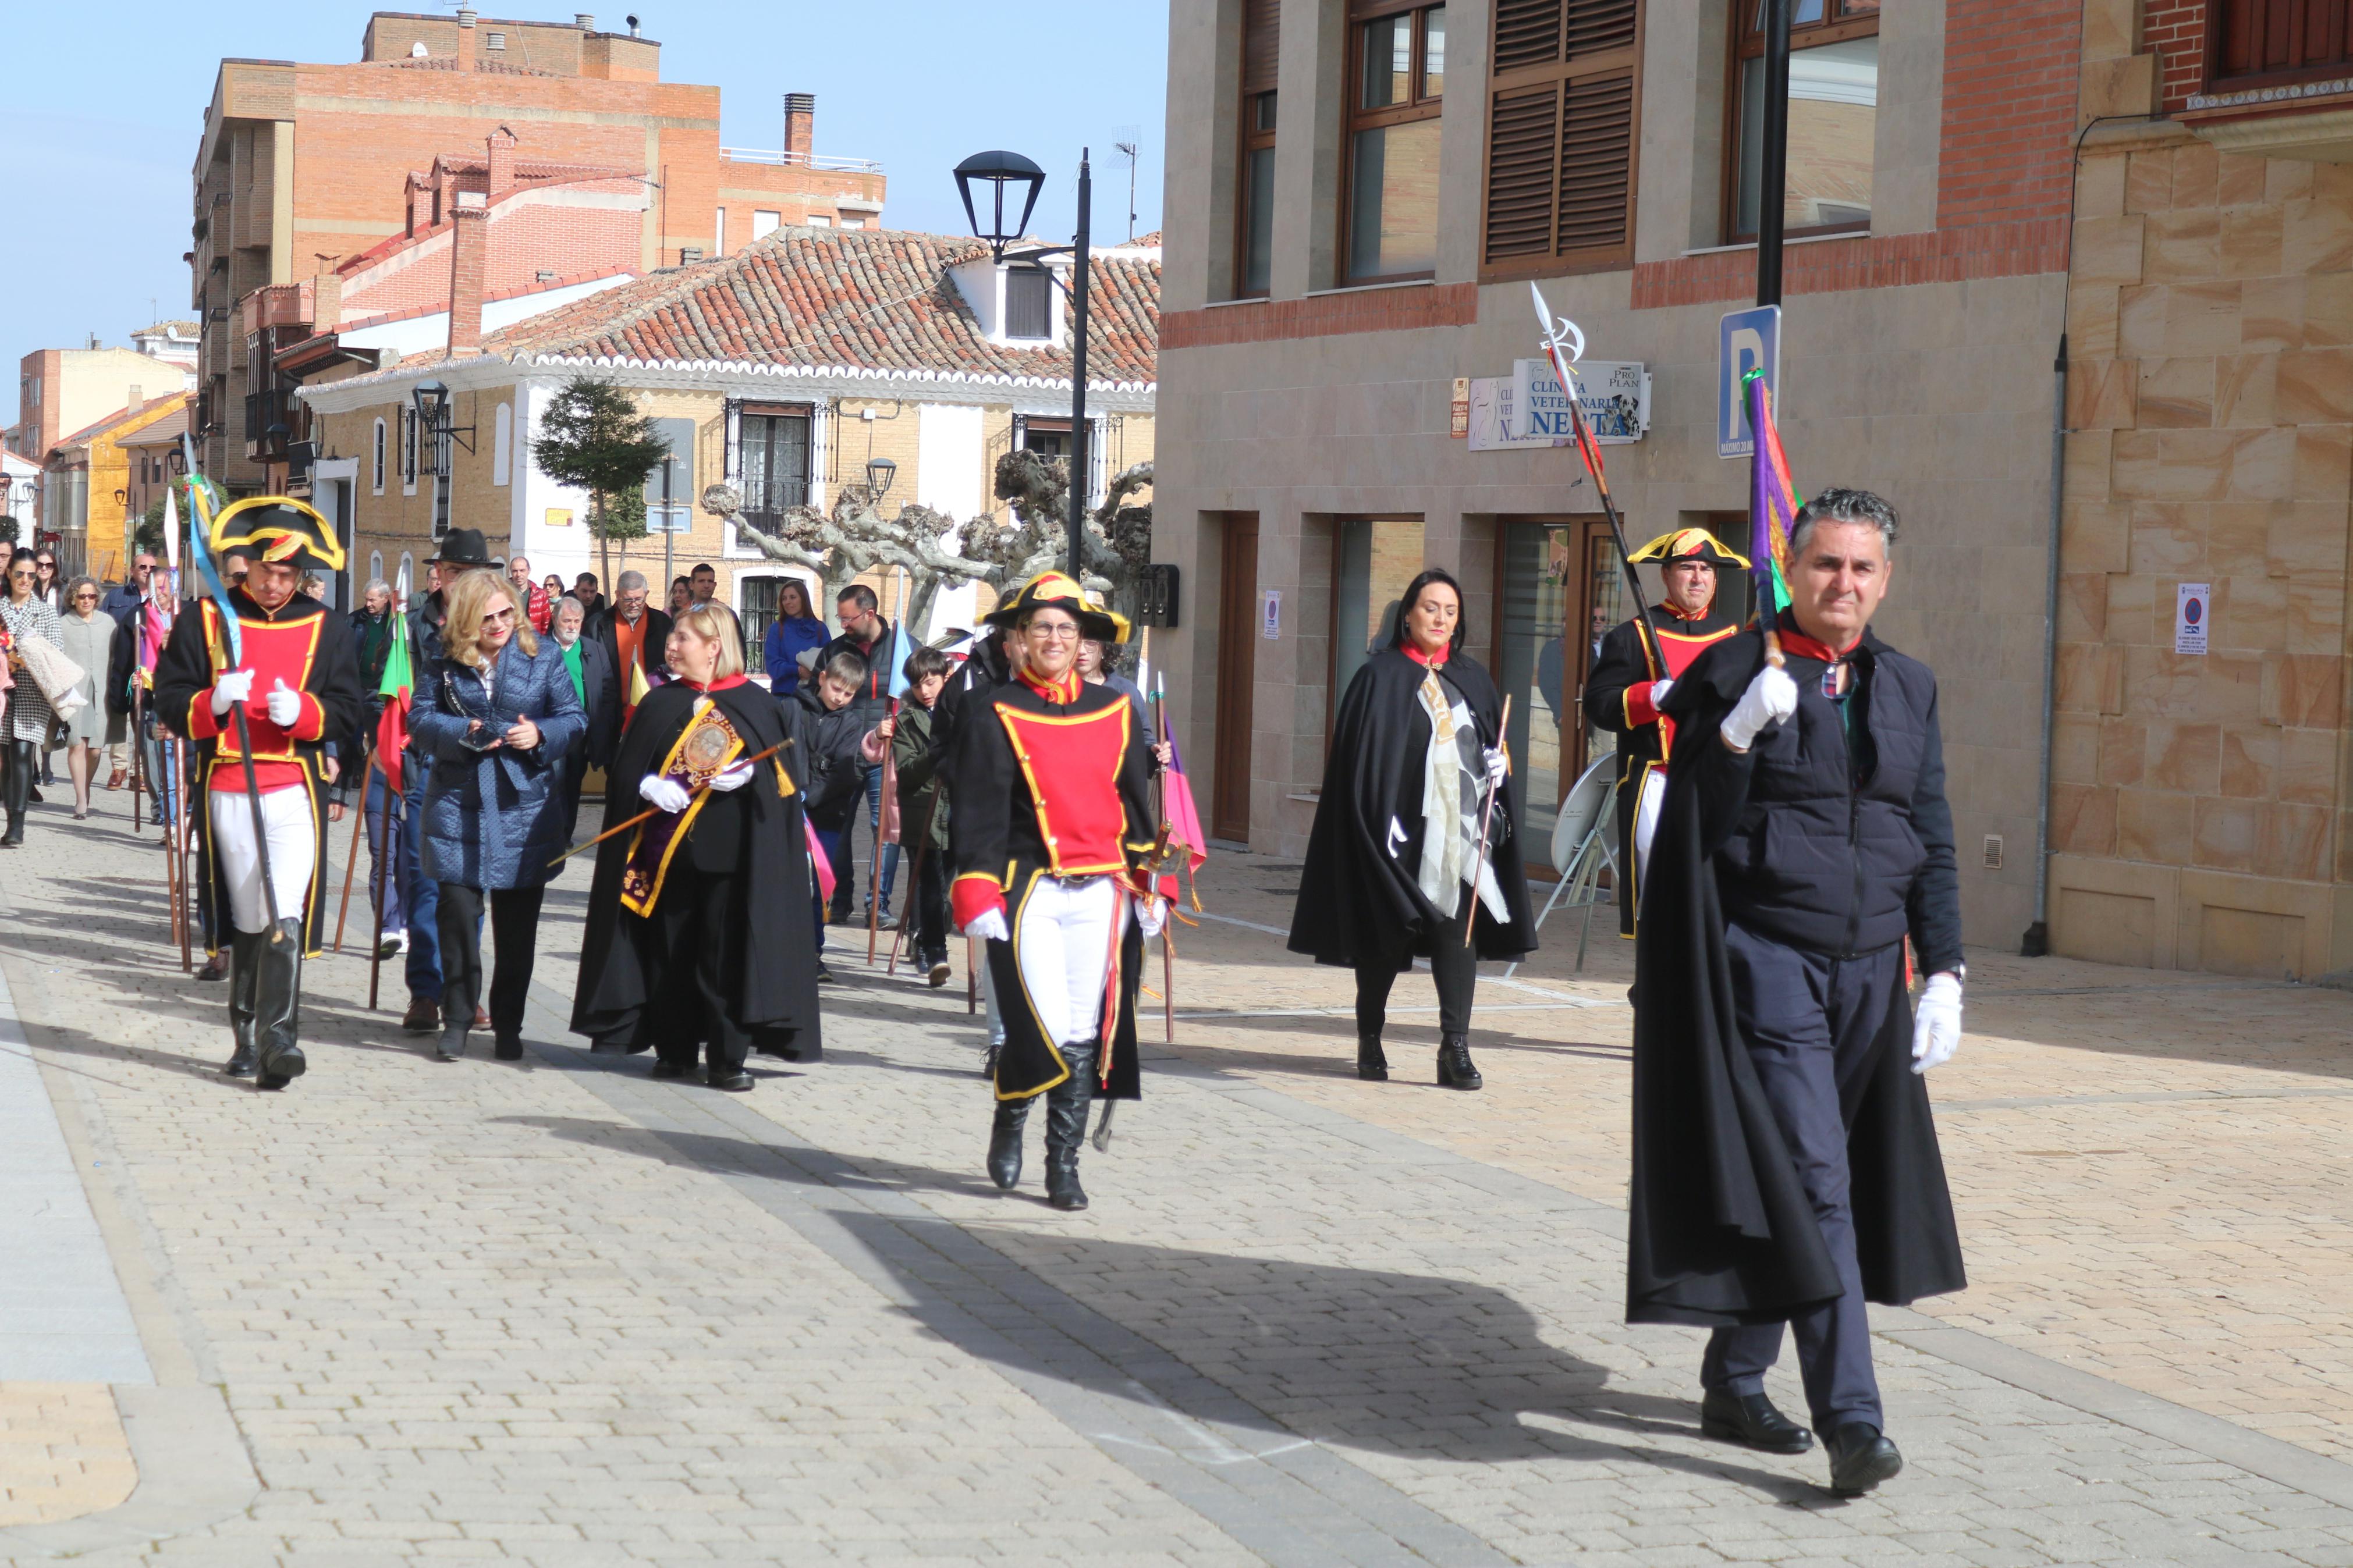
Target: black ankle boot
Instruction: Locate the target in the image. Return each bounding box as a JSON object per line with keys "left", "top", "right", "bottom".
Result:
{"left": 223, "top": 930, "right": 263, "bottom": 1076}
{"left": 986, "top": 1097, "right": 1031, "bottom": 1189}
{"left": 1436, "top": 1032, "right": 1482, "bottom": 1090}
{"left": 1044, "top": 1043, "right": 1098, "bottom": 1211}
{"left": 254, "top": 918, "right": 307, "bottom": 1089}
{"left": 1356, "top": 1032, "right": 1389, "bottom": 1081}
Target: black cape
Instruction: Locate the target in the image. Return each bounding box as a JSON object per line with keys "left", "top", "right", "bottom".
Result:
{"left": 1289, "top": 647, "right": 1535, "bottom": 968}
{"left": 1626, "top": 628, "right": 1964, "bottom": 1325}
{"left": 570, "top": 681, "right": 823, "bottom": 1059}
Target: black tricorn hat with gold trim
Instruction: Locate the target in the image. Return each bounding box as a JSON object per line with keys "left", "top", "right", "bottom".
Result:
{"left": 982, "top": 570, "right": 1127, "bottom": 643}
{"left": 210, "top": 497, "right": 346, "bottom": 573}
{"left": 1627, "top": 527, "right": 1750, "bottom": 570}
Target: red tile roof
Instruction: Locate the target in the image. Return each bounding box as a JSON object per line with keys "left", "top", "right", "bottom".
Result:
{"left": 485, "top": 225, "right": 1158, "bottom": 388}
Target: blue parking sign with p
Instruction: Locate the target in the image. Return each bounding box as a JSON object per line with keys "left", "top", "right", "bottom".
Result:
{"left": 1718, "top": 304, "right": 1781, "bottom": 458}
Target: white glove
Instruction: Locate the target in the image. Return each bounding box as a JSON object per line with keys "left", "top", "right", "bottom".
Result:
{"left": 964, "top": 907, "right": 1009, "bottom": 944}
{"left": 265, "top": 678, "right": 301, "bottom": 728}
{"left": 707, "top": 760, "right": 755, "bottom": 792}
{"left": 1482, "top": 746, "right": 1509, "bottom": 788}
{"left": 1911, "top": 972, "right": 1962, "bottom": 1075}
{"left": 1649, "top": 677, "right": 1675, "bottom": 709}
{"left": 1135, "top": 895, "right": 1167, "bottom": 940}
{"left": 638, "top": 775, "right": 693, "bottom": 814}
{"left": 210, "top": 668, "right": 254, "bottom": 716}
{"left": 1720, "top": 665, "right": 1800, "bottom": 752}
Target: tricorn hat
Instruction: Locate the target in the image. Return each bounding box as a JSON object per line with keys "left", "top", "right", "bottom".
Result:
{"left": 209, "top": 497, "right": 346, "bottom": 573}
{"left": 429, "top": 528, "right": 503, "bottom": 570}
{"left": 982, "top": 571, "right": 1127, "bottom": 643}
{"left": 1627, "top": 527, "right": 1750, "bottom": 569}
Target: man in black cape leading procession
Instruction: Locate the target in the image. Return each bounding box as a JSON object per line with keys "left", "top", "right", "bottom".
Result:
{"left": 1628, "top": 488, "right": 1965, "bottom": 1496}
{"left": 1289, "top": 567, "right": 1535, "bottom": 1089}
{"left": 572, "top": 603, "right": 822, "bottom": 1080}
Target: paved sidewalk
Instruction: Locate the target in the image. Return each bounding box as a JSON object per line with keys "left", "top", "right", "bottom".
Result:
{"left": 1, "top": 796, "right": 2352, "bottom": 1564}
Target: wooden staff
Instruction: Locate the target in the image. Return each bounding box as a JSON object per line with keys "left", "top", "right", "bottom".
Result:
{"left": 867, "top": 699, "right": 899, "bottom": 966}
{"left": 545, "top": 738, "right": 790, "bottom": 865}
{"left": 1466, "top": 694, "right": 1514, "bottom": 948}
{"left": 129, "top": 684, "right": 144, "bottom": 835}
{"left": 332, "top": 750, "right": 371, "bottom": 951}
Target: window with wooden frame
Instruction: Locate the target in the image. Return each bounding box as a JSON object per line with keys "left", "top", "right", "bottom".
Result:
{"left": 2206, "top": 0, "right": 2353, "bottom": 95}
{"left": 1234, "top": 0, "right": 1280, "bottom": 298}
{"left": 1482, "top": 0, "right": 1641, "bottom": 278}
{"left": 1727, "top": 0, "right": 1879, "bottom": 243}
{"left": 1343, "top": 2, "right": 1446, "bottom": 284}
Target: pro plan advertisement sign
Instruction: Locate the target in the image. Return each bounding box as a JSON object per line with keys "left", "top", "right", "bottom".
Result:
{"left": 1507, "top": 358, "right": 1651, "bottom": 444}
{"left": 2176, "top": 583, "right": 2210, "bottom": 656}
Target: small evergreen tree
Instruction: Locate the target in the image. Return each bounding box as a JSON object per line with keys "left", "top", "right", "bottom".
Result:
{"left": 133, "top": 498, "right": 166, "bottom": 556}
{"left": 530, "top": 377, "right": 670, "bottom": 586}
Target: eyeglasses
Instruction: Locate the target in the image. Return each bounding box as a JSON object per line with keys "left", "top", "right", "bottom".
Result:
{"left": 73, "top": 592, "right": 100, "bottom": 602}
{"left": 1025, "top": 623, "right": 1081, "bottom": 641}
{"left": 482, "top": 607, "right": 516, "bottom": 625}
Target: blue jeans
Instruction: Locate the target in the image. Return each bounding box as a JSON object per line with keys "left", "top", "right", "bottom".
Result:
{"left": 400, "top": 757, "right": 441, "bottom": 998}
{"left": 365, "top": 765, "right": 404, "bottom": 938}
{"left": 858, "top": 763, "right": 901, "bottom": 914}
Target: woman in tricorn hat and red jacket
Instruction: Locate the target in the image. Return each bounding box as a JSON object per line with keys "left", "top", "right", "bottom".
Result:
{"left": 951, "top": 571, "right": 1163, "bottom": 1212}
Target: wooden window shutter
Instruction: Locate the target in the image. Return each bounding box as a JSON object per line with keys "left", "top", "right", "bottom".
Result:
{"left": 1243, "top": 0, "right": 1280, "bottom": 94}
{"left": 1484, "top": 0, "right": 1642, "bottom": 276}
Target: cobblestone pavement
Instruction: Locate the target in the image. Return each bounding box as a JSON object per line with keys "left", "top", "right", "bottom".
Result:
{"left": 2, "top": 795, "right": 2352, "bottom": 1566}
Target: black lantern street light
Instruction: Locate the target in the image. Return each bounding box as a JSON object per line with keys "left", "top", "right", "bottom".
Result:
{"left": 954, "top": 147, "right": 1094, "bottom": 580}
{"left": 864, "top": 454, "right": 897, "bottom": 504}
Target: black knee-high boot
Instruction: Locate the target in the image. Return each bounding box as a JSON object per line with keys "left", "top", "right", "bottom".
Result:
{"left": 224, "top": 930, "right": 262, "bottom": 1076}
{"left": 254, "top": 918, "right": 307, "bottom": 1089}
{"left": 0, "top": 738, "right": 31, "bottom": 846}
{"left": 986, "top": 1096, "right": 1031, "bottom": 1189}
{"left": 1044, "top": 1041, "right": 1099, "bottom": 1212}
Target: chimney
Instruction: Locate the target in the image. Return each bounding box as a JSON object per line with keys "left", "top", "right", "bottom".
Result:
{"left": 456, "top": 8, "right": 478, "bottom": 70}
{"left": 313, "top": 255, "right": 343, "bottom": 333}
{"left": 127, "top": 386, "right": 144, "bottom": 415}
{"left": 448, "top": 193, "right": 488, "bottom": 355}
{"left": 575, "top": 12, "right": 594, "bottom": 28}
{"left": 487, "top": 126, "right": 517, "bottom": 200}
{"left": 784, "top": 93, "right": 815, "bottom": 162}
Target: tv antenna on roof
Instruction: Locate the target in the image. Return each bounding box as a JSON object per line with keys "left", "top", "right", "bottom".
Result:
{"left": 1113, "top": 137, "right": 1140, "bottom": 243}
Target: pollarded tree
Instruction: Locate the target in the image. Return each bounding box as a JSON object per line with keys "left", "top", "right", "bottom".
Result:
{"left": 529, "top": 377, "right": 670, "bottom": 587}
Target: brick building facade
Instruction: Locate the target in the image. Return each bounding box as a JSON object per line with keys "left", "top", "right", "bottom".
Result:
{"left": 193, "top": 9, "right": 883, "bottom": 497}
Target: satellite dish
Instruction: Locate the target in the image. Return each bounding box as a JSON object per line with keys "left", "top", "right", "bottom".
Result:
{"left": 410, "top": 41, "right": 429, "bottom": 58}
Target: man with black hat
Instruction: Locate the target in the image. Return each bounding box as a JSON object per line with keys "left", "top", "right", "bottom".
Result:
{"left": 1584, "top": 528, "right": 1747, "bottom": 933}
{"left": 951, "top": 572, "right": 1163, "bottom": 1212}
{"left": 397, "top": 528, "right": 501, "bottom": 1033}
{"left": 155, "top": 498, "right": 366, "bottom": 1088}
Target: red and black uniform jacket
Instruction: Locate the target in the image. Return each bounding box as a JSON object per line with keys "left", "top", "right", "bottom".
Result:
{"left": 1582, "top": 603, "right": 1740, "bottom": 935}
{"left": 153, "top": 588, "right": 367, "bottom": 953}
{"left": 949, "top": 667, "right": 1159, "bottom": 1105}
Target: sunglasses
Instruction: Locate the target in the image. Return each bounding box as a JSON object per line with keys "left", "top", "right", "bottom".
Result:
{"left": 482, "top": 606, "right": 516, "bottom": 624}
{"left": 74, "top": 592, "right": 100, "bottom": 602}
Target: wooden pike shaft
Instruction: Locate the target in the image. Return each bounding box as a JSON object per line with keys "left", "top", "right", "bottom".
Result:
{"left": 333, "top": 751, "right": 370, "bottom": 951}
{"left": 545, "top": 739, "right": 790, "bottom": 866}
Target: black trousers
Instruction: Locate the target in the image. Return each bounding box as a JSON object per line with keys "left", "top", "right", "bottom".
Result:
{"left": 1700, "top": 921, "right": 1900, "bottom": 1436}
{"left": 436, "top": 883, "right": 546, "bottom": 1043}
{"left": 902, "top": 838, "right": 951, "bottom": 963}
{"left": 651, "top": 865, "right": 751, "bottom": 1073}
{"left": 1353, "top": 905, "right": 1477, "bottom": 1038}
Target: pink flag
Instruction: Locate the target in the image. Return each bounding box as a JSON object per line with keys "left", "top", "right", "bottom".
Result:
{"left": 806, "top": 817, "right": 838, "bottom": 906}
{"left": 1162, "top": 730, "right": 1209, "bottom": 881}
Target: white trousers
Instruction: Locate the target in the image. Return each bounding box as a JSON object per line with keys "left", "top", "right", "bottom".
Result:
{"left": 1633, "top": 765, "right": 1666, "bottom": 894}
{"left": 1013, "top": 875, "right": 1123, "bottom": 1047}
{"left": 210, "top": 787, "right": 315, "bottom": 933}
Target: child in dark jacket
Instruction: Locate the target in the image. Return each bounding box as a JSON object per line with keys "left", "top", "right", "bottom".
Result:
{"left": 785, "top": 648, "right": 891, "bottom": 977}
{"left": 891, "top": 645, "right": 954, "bottom": 985}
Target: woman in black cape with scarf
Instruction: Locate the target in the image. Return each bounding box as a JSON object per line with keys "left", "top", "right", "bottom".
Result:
{"left": 1289, "top": 567, "right": 1535, "bottom": 1088}
{"left": 572, "top": 603, "right": 822, "bottom": 1083}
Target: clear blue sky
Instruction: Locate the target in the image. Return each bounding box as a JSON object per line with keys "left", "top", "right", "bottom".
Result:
{"left": 0, "top": 1, "right": 1167, "bottom": 406}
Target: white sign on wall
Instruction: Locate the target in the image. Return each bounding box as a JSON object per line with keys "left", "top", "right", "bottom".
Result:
{"left": 1262, "top": 589, "right": 1283, "bottom": 639}
{"left": 2176, "top": 582, "right": 2210, "bottom": 655}
{"left": 1466, "top": 378, "right": 1566, "bottom": 452}
{"left": 1509, "top": 358, "right": 1651, "bottom": 443}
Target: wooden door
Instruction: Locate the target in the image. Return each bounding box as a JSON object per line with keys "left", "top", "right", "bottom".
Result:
{"left": 1212, "top": 513, "right": 1259, "bottom": 843}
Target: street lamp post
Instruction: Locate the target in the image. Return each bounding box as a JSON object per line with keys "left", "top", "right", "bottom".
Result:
{"left": 954, "top": 147, "right": 1094, "bottom": 580}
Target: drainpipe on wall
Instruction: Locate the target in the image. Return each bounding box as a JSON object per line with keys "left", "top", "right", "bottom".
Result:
{"left": 2022, "top": 331, "right": 2068, "bottom": 958}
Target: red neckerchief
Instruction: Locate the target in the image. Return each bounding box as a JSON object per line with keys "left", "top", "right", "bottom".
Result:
{"left": 1020, "top": 668, "right": 1083, "bottom": 704}
{"left": 1774, "top": 613, "right": 1861, "bottom": 666}
{"left": 1401, "top": 642, "right": 1450, "bottom": 669}
{"left": 1660, "top": 599, "right": 1710, "bottom": 622}
{"left": 678, "top": 673, "right": 749, "bottom": 693}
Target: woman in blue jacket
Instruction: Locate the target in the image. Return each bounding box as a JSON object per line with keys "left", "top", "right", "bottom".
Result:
{"left": 411, "top": 568, "right": 585, "bottom": 1063}
{"left": 761, "top": 578, "right": 829, "bottom": 697}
